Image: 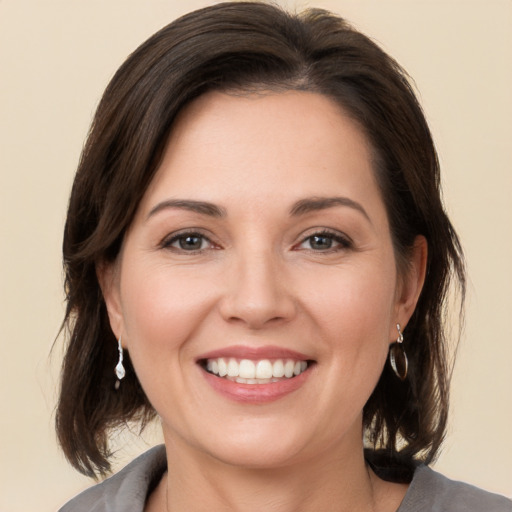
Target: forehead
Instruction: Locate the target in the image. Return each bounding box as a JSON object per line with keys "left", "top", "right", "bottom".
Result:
{"left": 138, "top": 90, "right": 382, "bottom": 218}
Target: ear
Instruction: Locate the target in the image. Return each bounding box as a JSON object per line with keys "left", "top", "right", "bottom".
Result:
{"left": 392, "top": 235, "right": 428, "bottom": 336}
{"left": 97, "top": 260, "right": 124, "bottom": 342}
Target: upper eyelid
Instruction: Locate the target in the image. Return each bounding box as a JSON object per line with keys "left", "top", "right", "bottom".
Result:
{"left": 160, "top": 229, "right": 215, "bottom": 248}
{"left": 158, "top": 227, "right": 352, "bottom": 249}
{"left": 291, "top": 230, "right": 354, "bottom": 253}
{"left": 298, "top": 228, "right": 352, "bottom": 243}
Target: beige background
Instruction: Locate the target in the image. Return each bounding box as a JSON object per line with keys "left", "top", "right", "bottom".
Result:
{"left": 1, "top": 1, "right": 511, "bottom": 510}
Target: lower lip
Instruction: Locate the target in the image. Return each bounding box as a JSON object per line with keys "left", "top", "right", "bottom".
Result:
{"left": 201, "top": 367, "right": 311, "bottom": 404}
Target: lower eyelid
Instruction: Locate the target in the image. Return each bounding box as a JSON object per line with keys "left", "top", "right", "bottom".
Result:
{"left": 160, "top": 229, "right": 351, "bottom": 252}
{"left": 298, "top": 231, "right": 352, "bottom": 249}
{"left": 161, "top": 232, "right": 210, "bottom": 250}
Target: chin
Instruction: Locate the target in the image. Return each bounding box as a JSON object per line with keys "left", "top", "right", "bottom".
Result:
{"left": 175, "top": 417, "right": 318, "bottom": 470}
{"left": 208, "top": 438, "right": 308, "bottom": 470}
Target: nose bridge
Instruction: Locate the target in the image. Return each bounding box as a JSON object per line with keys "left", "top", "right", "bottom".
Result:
{"left": 220, "top": 240, "right": 295, "bottom": 328}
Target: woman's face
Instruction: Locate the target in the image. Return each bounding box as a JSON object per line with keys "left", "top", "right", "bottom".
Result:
{"left": 104, "top": 91, "right": 423, "bottom": 469}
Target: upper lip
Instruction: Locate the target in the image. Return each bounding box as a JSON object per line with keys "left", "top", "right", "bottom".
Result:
{"left": 196, "top": 345, "right": 313, "bottom": 362}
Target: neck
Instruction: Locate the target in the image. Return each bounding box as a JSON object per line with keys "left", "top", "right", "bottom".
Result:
{"left": 158, "top": 435, "right": 386, "bottom": 512}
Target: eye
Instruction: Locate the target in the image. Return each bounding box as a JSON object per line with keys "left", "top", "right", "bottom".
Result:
{"left": 297, "top": 230, "right": 351, "bottom": 252}
{"left": 162, "top": 231, "right": 213, "bottom": 252}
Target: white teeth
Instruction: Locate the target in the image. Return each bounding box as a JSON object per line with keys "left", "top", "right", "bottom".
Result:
{"left": 256, "top": 360, "right": 273, "bottom": 379}
{"left": 205, "top": 357, "right": 309, "bottom": 382}
{"left": 218, "top": 358, "right": 228, "bottom": 377}
{"left": 284, "top": 360, "right": 295, "bottom": 378}
{"left": 230, "top": 376, "right": 280, "bottom": 384}
{"left": 272, "top": 360, "right": 285, "bottom": 377}
{"left": 227, "top": 358, "right": 238, "bottom": 377}
{"left": 239, "top": 359, "right": 256, "bottom": 379}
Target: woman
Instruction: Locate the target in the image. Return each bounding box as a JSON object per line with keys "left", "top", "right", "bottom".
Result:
{"left": 56, "top": 2, "right": 511, "bottom": 511}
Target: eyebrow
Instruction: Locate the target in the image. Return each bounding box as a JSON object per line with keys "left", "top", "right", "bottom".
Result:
{"left": 147, "top": 196, "right": 370, "bottom": 222}
{"left": 147, "top": 199, "right": 226, "bottom": 219}
{"left": 289, "top": 196, "right": 371, "bottom": 222}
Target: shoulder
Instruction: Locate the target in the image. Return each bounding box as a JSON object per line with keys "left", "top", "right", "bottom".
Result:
{"left": 58, "top": 445, "right": 167, "bottom": 512}
{"left": 399, "top": 465, "right": 512, "bottom": 512}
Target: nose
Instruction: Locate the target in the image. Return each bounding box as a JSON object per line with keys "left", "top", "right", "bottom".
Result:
{"left": 218, "top": 250, "right": 297, "bottom": 329}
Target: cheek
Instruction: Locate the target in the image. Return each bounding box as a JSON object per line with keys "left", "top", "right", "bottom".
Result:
{"left": 299, "top": 259, "right": 396, "bottom": 379}
{"left": 119, "top": 262, "right": 218, "bottom": 369}
{"left": 300, "top": 257, "right": 397, "bottom": 331}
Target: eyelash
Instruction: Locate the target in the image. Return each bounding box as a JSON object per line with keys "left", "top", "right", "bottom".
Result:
{"left": 161, "top": 228, "right": 352, "bottom": 254}
{"left": 296, "top": 229, "right": 352, "bottom": 253}
{"left": 161, "top": 230, "right": 216, "bottom": 253}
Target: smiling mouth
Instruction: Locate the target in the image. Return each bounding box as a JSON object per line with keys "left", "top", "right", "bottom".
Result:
{"left": 201, "top": 357, "right": 313, "bottom": 384}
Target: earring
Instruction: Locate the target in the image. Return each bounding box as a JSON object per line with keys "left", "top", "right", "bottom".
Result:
{"left": 115, "top": 336, "right": 125, "bottom": 390}
{"left": 389, "top": 323, "right": 408, "bottom": 381}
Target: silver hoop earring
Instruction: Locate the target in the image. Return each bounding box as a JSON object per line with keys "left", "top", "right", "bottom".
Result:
{"left": 115, "top": 336, "right": 126, "bottom": 390}
{"left": 389, "top": 323, "right": 408, "bottom": 381}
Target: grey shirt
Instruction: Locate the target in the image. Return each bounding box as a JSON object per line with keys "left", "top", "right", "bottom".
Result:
{"left": 59, "top": 445, "right": 512, "bottom": 511}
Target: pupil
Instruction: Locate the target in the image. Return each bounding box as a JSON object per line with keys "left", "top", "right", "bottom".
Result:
{"left": 180, "top": 235, "right": 202, "bottom": 250}
{"left": 311, "top": 235, "right": 332, "bottom": 250}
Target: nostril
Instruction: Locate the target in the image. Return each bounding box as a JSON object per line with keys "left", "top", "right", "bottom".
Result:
{"left": 219, "top": 296, "right": 296, "bottom": 329}
{"left": 218, "top": 263, "right": 296, "bottom": 328}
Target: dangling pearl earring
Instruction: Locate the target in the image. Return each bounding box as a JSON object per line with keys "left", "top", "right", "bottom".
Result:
{"left": 115, "top": 336, "right": 126, "bottom": 390}
{"left": 389, "top": 323, "right": 408, "bottom": 381}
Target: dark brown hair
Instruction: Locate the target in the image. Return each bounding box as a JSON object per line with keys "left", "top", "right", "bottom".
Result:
{"left": 56, "top": 1, "right": 465, "bottom": 477}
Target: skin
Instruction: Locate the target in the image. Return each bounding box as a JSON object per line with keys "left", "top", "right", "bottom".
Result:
{"left": 101, "top": 91, "right": 427, "bottom": 512}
